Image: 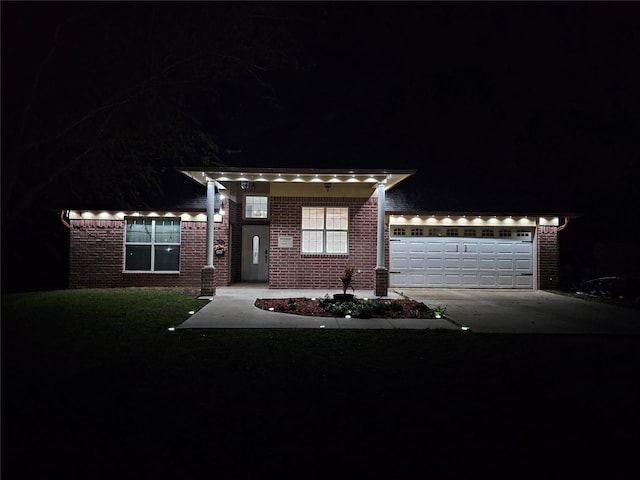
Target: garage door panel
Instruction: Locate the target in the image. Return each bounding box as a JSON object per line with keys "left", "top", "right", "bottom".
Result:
{"left": 426, "top": 242, "right": 444, "bottom": 253}
{"left": 407, "top": 273, "right": 427, "bottom": 286}
{"left": 497, "top": 259, "right": 514, "bottom": 270}
{"left": 479, "top": 258, "right": 497, "bottom": 269}
{"left": 498, "top": 275, "right": 515, "bottom": 287}
{"left": 444, "top": 257, "right": 461, "bottom": 268}
{"left": 462, "top": 258, "right": 478, "bottom": 269}
{"left": 425, "top": 258, "right": 443, "bottom": 269}
{"left": 390, "top": 233, "right": 533, "bottom": 289}
{"left": 515, "top": 243, "right": 533, "bottom": 254}
{"left": 479, "top": 274, "right": 498, "bottom": 287}
{"left": 444, "top": 274, "right": 462, "bottom": 286}
{"left": 462, "top": 274, "right": 479, "bottom": 286}
{"left": 479, "top": 243, "right": 497, "bottom": 254}
{"left": 515, "top": 275, "right": 533, "bottom": 287}
{"left": 408, "top": 257, "right": 427, "bottom": 269}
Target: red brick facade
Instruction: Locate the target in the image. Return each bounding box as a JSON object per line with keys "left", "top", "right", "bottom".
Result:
{"left": 68, "top": 218, "right": 229, "bottom": 289}
{"left": 268, "top": 196, "right": 380, "bottom": 290}
{"left": 68, "top": 208, "right": 560, "bottom": 291}
{"left": 537, "top": 225, "right": 559, "bottom": 289}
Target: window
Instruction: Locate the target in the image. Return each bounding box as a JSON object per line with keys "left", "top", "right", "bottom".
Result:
{"left": 445, "top": 228, "right": 459, "bottom": 236}
{"left": 410, "top": 228, "right": 424, "bottom": 236}
{"left": 428, "top": 228, "right": 440, "bottom": 236}
{"left": 301, "top": 207, "right": 348, "bottom": 254}
{"left": 481, "top": 229, "right": 494, "bottom": 237}
{"left": 125, "top": 218, "right": 180, "bottom": 271}
{"left": 245, "top": 195, "right": 268, "bottom": 219}
{"left": 464, "top": 228, "right": 476, "bottom": 237}
{"left": 499, "top": 229, "right": 512, "bottom": 237}
{"left": 392, "top": 227, "right": 406, "bottom": 236}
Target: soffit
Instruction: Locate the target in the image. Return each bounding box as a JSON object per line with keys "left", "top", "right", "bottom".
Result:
{"left": 177, "top": 167, "right": 416, "bottom": 190}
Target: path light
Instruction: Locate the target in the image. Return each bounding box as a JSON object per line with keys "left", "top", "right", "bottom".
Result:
{"left": 461, "top": 326, "right": 470, "bottom": 331}
{"left": 188, "top": 311, "right": 195, "bottom": 315}
{"left": 345, "top": 315, "right": 351, "bottom": 318}
{"left": 167, "top": 327, "right": 176, "bottom": 331}
{"left": 320, "top": 325, "right": 326, "bottom": 328}
{"left": 269, "top": 307, "right": 274, "bottom": 311}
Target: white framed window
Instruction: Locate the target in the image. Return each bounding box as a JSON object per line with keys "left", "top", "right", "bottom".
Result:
{"left": 301, "top": 207, "right": 348, "bottom": 254}
{"left": 392, "top": 227, "right": 406, "bottom": 236}
{"left": 245, "top": 195, "right": 269, "bottom": 219}
{"left": 124, "top": 218, "right": 180, "bottom": 272}
{"left": 411, "top": 228, "right": 424, "bottom": 236}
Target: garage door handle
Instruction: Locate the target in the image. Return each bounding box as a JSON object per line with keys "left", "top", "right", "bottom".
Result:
{"left": 456, "top": 245, "right": 459, "bottom": 252}
{"left": 464, "top": 245, "right": 467, "bottom": 253}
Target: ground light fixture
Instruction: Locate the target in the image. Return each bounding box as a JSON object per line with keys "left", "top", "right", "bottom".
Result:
{"left": 461, "top": 326, "right": 470, "bottom": 331}
{"left": 167, "top": 327, "right": 176, "bottom": 331}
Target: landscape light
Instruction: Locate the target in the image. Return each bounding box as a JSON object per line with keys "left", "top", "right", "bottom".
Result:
{"left": 167, "top": 327, "right": 175, "bottom": 331}
{"left": 461, "top": 326, "right": 470, "bottom": 331}
{"left": 188, "top": 311, "right": 195, "bottom": 315}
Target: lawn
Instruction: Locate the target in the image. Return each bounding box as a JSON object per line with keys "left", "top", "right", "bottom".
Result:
{"left": 3, "top": 288, "right": 640, "bottom": 478}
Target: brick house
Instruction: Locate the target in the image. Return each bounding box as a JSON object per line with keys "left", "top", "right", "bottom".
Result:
{"left": 67, "top": 166, "right": 566, "bottom": 295}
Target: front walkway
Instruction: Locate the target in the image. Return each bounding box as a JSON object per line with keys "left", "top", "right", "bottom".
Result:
{"left": 177, "top": 284, "right": 458, "bottom": 330}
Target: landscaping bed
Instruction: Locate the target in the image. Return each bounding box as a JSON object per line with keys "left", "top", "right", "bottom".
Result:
{"left": 254, "top": 296, "right": 437, "bottom": 318}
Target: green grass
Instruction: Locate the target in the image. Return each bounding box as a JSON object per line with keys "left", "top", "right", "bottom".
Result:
{"left": 3, "top": 288, "right": 640, "bottom": 478}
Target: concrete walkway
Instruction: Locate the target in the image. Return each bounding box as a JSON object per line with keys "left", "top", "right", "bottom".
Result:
{"left": 177, "top": 284, "right": 458, "bottom": 330}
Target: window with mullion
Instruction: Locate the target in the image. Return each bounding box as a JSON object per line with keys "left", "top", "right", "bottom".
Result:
{"left": 301, "top": 207, "right": 348, "bottom": 254}
{"left": 125, "top": 218, "right": 181, "bottom": 271}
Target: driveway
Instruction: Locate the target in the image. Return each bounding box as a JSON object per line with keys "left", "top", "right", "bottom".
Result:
{"left": 399, "top": 288, "right": 640, "bottom": 334}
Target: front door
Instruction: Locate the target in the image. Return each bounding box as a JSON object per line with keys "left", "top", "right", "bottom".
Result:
{"left": 241, "top": 225, "right": 269, "bottom": 282}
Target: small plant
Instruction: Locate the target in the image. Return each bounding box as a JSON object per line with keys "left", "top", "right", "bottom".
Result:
{"left": 433, "top": 306, "right": 446, "bottom": 318}
{"left": 339, "top": 266, "right": 361, "bottom": 294}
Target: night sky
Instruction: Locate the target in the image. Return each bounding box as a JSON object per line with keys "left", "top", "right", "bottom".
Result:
{"left": 2, "top": 1, "right": 640, "bottom": 287}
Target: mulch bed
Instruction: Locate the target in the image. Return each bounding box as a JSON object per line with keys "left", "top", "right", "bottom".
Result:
{"left": 254, "top": 296, "right": 437, "bottom": 319}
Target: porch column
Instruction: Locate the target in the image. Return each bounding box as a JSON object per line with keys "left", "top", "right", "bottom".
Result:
{"left": 375, "top": 181, "right": 389, "bottom": 297}
{"left": 201, "top": 179, "right": 216, "bottom": 296}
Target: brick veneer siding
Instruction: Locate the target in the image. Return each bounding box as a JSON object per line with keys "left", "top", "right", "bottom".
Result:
{"left": 269, "top": 196, "right": 380, "bottom": 289}
{"left": 69, "top": 217, "right": 230, "bottom": 289}
{"left": 537, "top": 225, "right": 559, "bottom": 289}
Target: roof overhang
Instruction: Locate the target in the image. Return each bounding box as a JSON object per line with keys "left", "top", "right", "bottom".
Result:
{"left": 177, "top": 167, "right": 416, "bottom": 190}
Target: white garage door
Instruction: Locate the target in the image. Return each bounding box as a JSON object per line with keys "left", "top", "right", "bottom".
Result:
{"left": 390, "top": 229, "right": 533, "bottom": 288}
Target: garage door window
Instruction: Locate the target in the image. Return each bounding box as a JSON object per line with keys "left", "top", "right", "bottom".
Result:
{"left": 302, "top": 207, "right": 348, "bottom": 254}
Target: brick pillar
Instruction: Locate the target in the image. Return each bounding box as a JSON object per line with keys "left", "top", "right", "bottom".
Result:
{"left": 538, "top": 225, "right": 559, "bottom": 289}
{"left": 201, "top": 266, "right": 216, "bottom": 297}
{"left": 375, "top": 267, "right": 389, "bottom": 297}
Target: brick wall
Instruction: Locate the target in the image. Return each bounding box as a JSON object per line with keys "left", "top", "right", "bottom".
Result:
{"left": 269, "top": 196, "right": 380, "bottom": 290}
{"left": 538, "top": 225, "right": 559, "bottom": 289}
{"left": 69, "top": 217, "right": 229, "bottom": 289}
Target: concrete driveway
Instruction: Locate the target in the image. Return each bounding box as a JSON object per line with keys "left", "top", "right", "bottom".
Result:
{"left": 399, "top": 288, "right": 640, "bottom": 334}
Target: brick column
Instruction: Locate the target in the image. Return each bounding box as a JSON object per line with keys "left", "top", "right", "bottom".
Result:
{"left": 201, "top": 266, "right": 216, "bottom": 297}
{"left": 538, "top": 225, "right": 559, "bottom": 289}
{"left": 375, "top": 268, "right": 389, "bottom": 297}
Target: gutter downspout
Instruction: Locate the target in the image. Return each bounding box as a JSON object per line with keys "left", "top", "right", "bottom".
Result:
{"left": 60, "top": 210, "right": 71, "bottom": 229}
